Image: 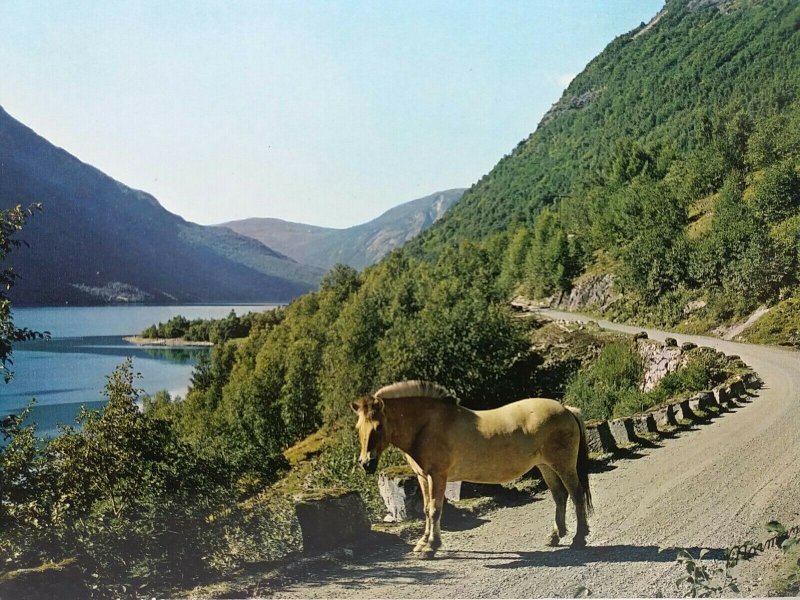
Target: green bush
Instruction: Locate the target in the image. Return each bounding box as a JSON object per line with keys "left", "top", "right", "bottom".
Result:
{"left": 564, "top": 342, "right": 644, "bottom": 421}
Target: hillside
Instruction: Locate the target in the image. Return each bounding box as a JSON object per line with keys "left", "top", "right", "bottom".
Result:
{"left": 0, "top": 107, "right": 322, "bottom": 305}
{"left": 413, "top": 0, "right": 800, "bottom": 338}
{"left": 415, "top": 0, "right": 800, "bottom": 250}
{"left": 221, "top": 189, "right": 463, "bottom": 270}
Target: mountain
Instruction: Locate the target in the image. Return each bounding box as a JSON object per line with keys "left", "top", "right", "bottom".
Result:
{"left": 407, "top": 0, "right": 800, "bottom": 335}
{"left": 0, "top": 106, "right": 322, "bottom": 305}
{"left": 415, "top": 0, "right": 800, "bottom": 253}
{"left": 221, "top": 189, "right": 463, "bottom": 270}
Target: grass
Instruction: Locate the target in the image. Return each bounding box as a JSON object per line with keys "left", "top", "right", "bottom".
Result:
{"left": 687, "top": 193, "right": 717, "bottom": 239}
{"left": 770, "top": 544, "right": 800, "bottom": 596}
{"left": 737, "top": 297, "right": 800, "bottom": 347}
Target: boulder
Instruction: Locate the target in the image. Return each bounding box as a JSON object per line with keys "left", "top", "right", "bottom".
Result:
{"left": 664, "top": 337, "right": 678, "bottom": 347}
{"left": 633, "top": 331, "right": 648, "bottom": 341}
{"left": 681, "top": 342, "right": 697, "bottom": 352}
{"left": 743, "top": 372, "right": 762, "bottom": 389}
{"left": 729, "top": 378, "right": 747, "bottom": 399}
{"left": 650, "top": 405, "right": 674, "bottom": 429}
{"left": 0, "top": 559, "right": 87, "bottom": 600}
{"left": 377, "top": 469, "right": 422, "bottom": 522}
{"left": 585, "top": 421, "right": 617, "bottom": 454}
{"left": 608, "top": 418, "right": 635, "bottom": 446}
{"left": 295, "top": 490, "right": 371, "bottom": 554}
{"left": 631, "top": 414, "right": 657, "bottom": 436}
{"left": 675, "top": 399, "right": 696, "bottom": 421}
{"left": 712, "top": 384, "right": 731, "bottom": 408}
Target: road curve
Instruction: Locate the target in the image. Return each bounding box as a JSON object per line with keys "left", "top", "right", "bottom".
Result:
{"left": 270, "top": 311, "right": 800, "bottom": 598}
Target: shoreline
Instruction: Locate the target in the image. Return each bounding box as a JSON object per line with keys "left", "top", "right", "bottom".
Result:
{"left": 122, "top": 336, "right": 213, "bottom": 347}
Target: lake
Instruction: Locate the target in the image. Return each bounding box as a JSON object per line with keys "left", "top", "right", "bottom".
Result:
{"left": 1, "top": 305, "right": 277, "bottom": 436}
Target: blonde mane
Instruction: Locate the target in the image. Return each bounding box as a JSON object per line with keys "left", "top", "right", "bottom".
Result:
{"left": 374, "top": 380, "right": 460, "bottom": 405}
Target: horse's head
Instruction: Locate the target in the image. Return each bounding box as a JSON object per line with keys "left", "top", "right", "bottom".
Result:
{"left": 351, "top": 395, "right": 389, "bottom": 474}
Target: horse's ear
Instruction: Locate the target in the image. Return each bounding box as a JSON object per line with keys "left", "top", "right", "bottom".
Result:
{"left": 372, "top": 396, "right": 385, "bottom": 411}
{"left": 351, "top": 400, "right": 360, "bottom": 414}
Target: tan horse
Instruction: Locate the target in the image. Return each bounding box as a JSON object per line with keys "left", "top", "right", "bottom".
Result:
{"left": 352, "top": 380, "right": 593, "bottom": 558}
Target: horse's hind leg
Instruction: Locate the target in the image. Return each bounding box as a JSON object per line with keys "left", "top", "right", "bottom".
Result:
{"left": 413, "top": 474, "right": 431, "bottom": 553}
{"left": 557, "top": 467, "right": 590, "bottom": 549}
{"left": 539, "top": 464, "right": 568, "bottom": 546}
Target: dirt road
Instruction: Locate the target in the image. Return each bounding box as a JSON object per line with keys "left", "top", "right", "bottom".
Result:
{"left": 269, "top": 312, "right": 800, "bottom": 598}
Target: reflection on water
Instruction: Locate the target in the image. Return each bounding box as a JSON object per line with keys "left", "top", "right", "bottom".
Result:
{"left": 2, "top": 336, "right": 209, "bottom": 437}
{"left": 3, "top": 305, "right": 274, "bottom": 438}
{"left": 142, "top": 346, "right": 207, "bottom": 364}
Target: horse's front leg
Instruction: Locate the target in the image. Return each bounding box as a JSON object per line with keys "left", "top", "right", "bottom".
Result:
{"left": 419, "top": 472, "right": 447, "bottom": 559}
{"left": 413, "top": 474, "right": 431, "bottom": 553}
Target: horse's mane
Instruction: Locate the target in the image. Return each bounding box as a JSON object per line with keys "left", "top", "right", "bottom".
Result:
{"left": 374, "top": 380, "right": 460, "bottom": 405}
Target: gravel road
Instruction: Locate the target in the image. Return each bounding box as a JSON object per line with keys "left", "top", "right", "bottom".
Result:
{"left": 269, "top": 312, "right": 800, "bottom": 598}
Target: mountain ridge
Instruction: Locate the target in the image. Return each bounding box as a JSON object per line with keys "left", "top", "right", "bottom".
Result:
{"left": 0, "top": 105, "right": 322, "bottom": 305}
{"left": 222, "top": 188, "right": 463, "bottom": 270}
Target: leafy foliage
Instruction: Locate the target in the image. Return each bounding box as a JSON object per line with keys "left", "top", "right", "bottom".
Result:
{"left": 0, "top": 204, "right": 48, "bottom": 381}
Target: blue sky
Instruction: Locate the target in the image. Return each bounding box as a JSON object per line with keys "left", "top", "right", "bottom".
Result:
{"left": 2, "top": 1, "right": 663, "bottom": 228}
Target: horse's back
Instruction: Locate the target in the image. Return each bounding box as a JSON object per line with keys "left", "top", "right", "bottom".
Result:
{"left": 475, "top": 397, "right": 574, "bottom": 436}
{"left": 446, "top": 397, "right": 580, "bottom": 483}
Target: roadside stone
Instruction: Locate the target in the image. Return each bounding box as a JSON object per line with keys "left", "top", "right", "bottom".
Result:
{"left": 743, "top": 372, "right": 762, "bottom": 389}
{"left": 664, "top": 337, "right": 678, "bottom": 347}
{"left": 296, "top": 490, "right": 372, "bottom": 554}
{"left": 586, "top": 421, "right": 617, "bottom": 454}
{"left": 633, "top": 331, "right": 648, "bottom": 341}
{"left": 608, "top": 418, "right": 635, "bottom": 446}
{"left": 675, "top": 399, "right": 695, "bottom": 421}
{"left": 377, "top": 470, "right": 422, "bottom": 522}
{"left": 729, "top": 378, "right": 747, "bottom": 399}
{"left": 631, "top": 414, "right": 657, "bottom": 436}
{"left": 681, "top": 342, "right": 697, "bottom": 351}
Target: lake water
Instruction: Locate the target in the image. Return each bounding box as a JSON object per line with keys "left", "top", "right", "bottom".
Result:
{"left": 1, "top": 305, "right": 276, "bottom": 436}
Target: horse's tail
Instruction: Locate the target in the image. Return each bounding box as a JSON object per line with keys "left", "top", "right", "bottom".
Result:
{"left": 566, "top": 405, "right": 594, "bottom": 515}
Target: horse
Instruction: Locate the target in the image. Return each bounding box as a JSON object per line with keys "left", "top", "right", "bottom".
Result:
{"left": 352, "top": 380, "right": 593, "bottom": 559}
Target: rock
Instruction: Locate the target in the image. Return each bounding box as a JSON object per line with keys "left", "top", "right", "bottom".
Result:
{"left": 675, "top": 399, "right": 696, "bottom": 421}
{"left": 681, "top": 342, "right": 697, "bottom": 351}
{"left": 683, "top": 299, "right": 707, "bottom": 314}
{"left": 729, "top": 378, "right": 747, "bottom": 399}
{"left": 633, "top": 331, "right": 648, "bottom": 341}
{"left": 638, "top": 339, "right": 684, "bottom": 392}
{"left": 0, "top": 559, "right": 87, "bottom": 600}
{"left": 664, "top": 337, "right": 678, "bottom": 348}
{"left": 377, "top": 470, "right": 422, "bottom": 522}
{"left": 743, "top": 372, "right": 762, "bottom": 389}
{"left": 550, "top": 273, "right": 620, "bottom": 312}
{"left": 295, "top": 490, "right": 371, "bottom": 554}
{"left": 586, "top": 421, "right": 617, "bottom": 454}
{"left": 631, "top": 414, "right": 657, "bottom": 436}
{"left": 445, "top": 481, "right": 462, "bottom": 502}
{"left": 651, "top": 406, "right": 673, "bottom": 429}
{"left": 608, "top": 418, "right": 635, "bottom": 446}
{"left": 712, "top": 384, "right": 729, "bottom": 407}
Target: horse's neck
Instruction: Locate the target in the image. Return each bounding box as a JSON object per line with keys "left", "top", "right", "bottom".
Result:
{"left": 384, "top": 397, "right": 447, "bottom": 455}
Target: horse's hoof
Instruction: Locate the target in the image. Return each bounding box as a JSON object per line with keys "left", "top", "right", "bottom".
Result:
{"left": 428, "top": 538, "right": 442, "bottom": 551}
{"left": 570, "top": 538, "right": 587, "bottom": 549}
{"left": 412, "top": 543, "right": 425, "bottom": 553}
{"left": 546, "top": 535, "right": 560, "bottom": 547}
{"left": 419, "top": 548, "right": 437, "bottom": 560}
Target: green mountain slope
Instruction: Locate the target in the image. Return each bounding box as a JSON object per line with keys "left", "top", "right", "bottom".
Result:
{"left": 416, "top": 0, "right": 800, "bottom": 252}
{"left": 0, "top": 107, "right": 322, "bottom": 305}
{"left": 221, "top": 189, "right": 463, "bottom": 270}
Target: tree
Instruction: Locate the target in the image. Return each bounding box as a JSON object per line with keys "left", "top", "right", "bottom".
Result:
{"left": 1, "top": 204, "right": 47, "bottom": 382}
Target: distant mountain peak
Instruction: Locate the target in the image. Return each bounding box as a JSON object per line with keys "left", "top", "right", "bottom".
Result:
{"left": 222, "top": 188, "right": 464, "bottom": 270}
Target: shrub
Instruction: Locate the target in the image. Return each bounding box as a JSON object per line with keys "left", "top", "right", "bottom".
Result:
{"left": 564, "top": 342, "right": 644, "bottom": 420}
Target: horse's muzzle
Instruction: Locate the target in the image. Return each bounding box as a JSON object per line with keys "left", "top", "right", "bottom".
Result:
{"left": 359, "top": 456, "right": 378, "bottom": 474}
